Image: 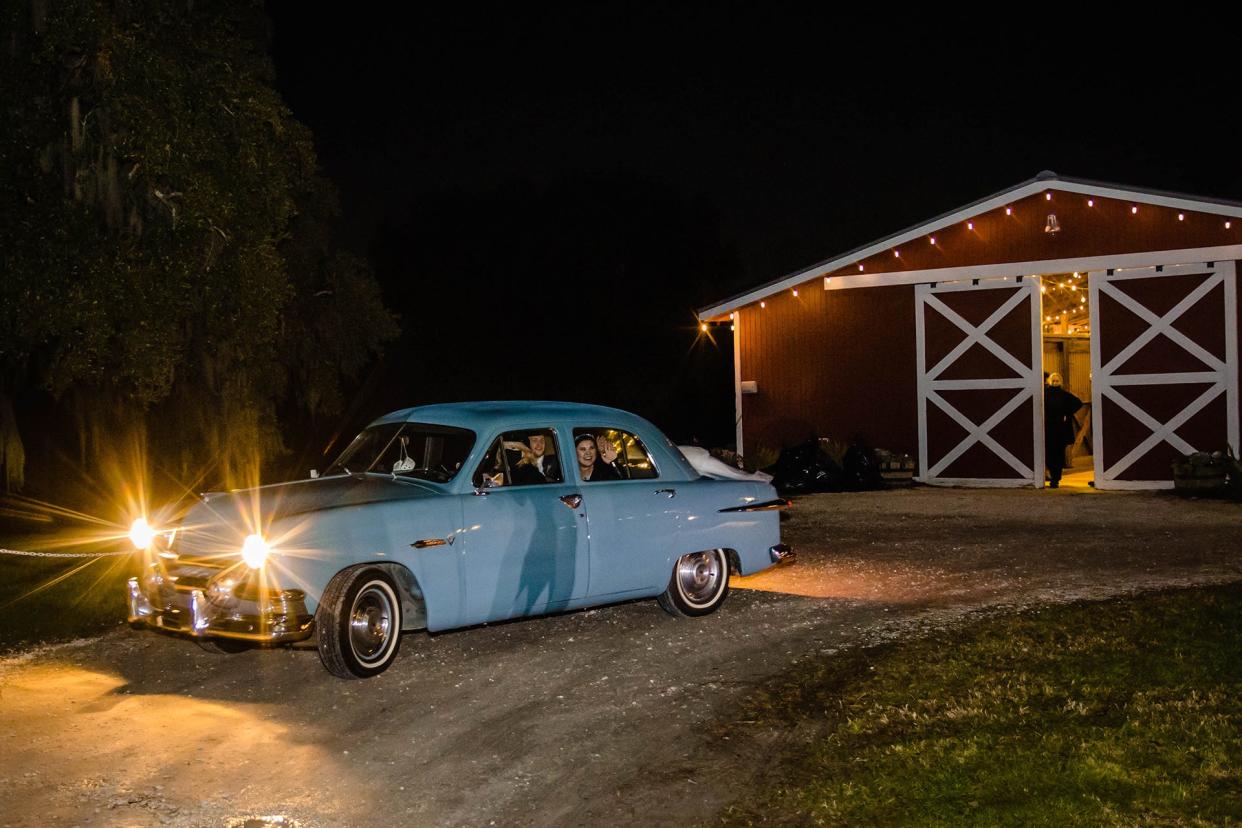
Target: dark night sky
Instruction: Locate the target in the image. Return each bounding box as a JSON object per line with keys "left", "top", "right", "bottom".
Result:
{"left": 264, "top": 5, "right": 1242, "bottom": 450}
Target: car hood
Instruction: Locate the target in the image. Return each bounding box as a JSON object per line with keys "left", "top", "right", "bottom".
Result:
{"left": 211, "top": 473, "right": 439, "bottom": 517}
{"left": 174, "top": 474, "right": 440, "bottom": 558}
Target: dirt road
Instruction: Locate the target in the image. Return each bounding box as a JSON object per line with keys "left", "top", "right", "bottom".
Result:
{"left": 2, "top": 488, "right": 1239, "bottom": 827}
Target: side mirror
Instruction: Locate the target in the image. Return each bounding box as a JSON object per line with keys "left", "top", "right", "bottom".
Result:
{"left": 309, "top": 469, "right": 319, "bottom": 479}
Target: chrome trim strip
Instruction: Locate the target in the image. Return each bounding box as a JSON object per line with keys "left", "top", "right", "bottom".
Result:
{"left": 718, "top": 498, "right": 791, "bottom": 513}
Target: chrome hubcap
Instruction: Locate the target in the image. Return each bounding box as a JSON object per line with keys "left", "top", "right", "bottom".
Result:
{"left": 349, "top": 586, "right": 394, "bottom": 663}
{"left": 676, "top": 551, "right": 723, "bottom": 605}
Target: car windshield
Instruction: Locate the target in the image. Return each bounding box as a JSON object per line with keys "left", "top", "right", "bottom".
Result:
{"left": 324, "top": 422, "right": 475, "bottom": 483}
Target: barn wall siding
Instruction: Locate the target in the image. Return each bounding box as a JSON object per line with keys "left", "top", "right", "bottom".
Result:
{"left": 738, "top": 284, "right": 918, "bottom": 456}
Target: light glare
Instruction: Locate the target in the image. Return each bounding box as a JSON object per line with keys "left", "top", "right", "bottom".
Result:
{"left": 242, "top": 534, "right": 270, "bottom": 569}
{"left": 129, "top": 518, "right": 156, "bottom": 550}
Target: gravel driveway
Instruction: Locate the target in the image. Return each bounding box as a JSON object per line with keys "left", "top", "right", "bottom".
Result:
{"left": 1, "top": 487, "right": 1239, "bottom": 827}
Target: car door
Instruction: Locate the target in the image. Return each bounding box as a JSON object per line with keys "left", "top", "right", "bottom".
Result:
{"left": 458, "top": 427, "right": 589, "bottom": 625}
{"left": 571, "top": 426, "right": 681, "bottom": 598}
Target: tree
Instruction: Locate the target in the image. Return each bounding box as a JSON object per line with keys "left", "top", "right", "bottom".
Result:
{"left": 0, "top": 0, "right": 395, "bottom": 494}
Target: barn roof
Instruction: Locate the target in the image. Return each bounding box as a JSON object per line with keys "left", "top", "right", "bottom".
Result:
{"left": 698, "top": 171, "right": 1242, "bottom": 320}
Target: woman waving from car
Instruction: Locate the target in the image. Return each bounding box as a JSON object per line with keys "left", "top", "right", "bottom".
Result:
{"left": 575, "top": 433, "right": 621, "bottom": 481}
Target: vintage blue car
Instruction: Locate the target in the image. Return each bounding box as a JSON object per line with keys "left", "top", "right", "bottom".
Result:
{"left": 126, "top": 402, "right": 791, "bottom": 678}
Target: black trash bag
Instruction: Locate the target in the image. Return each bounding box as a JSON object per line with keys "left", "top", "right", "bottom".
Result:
{"left": 843, "top": 440, "right": 885, "bottom": 491}
{"left": 768, "top": 438, "right": 845, "bottom": 494}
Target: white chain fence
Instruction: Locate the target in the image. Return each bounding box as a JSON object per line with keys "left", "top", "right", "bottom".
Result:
{"left": 0, "top": 548, "right": 133, "bottom": 559}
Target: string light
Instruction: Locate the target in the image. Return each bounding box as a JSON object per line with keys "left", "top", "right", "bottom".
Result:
{"left": 804, "top": 199, "right": 1221, "bottom": 298}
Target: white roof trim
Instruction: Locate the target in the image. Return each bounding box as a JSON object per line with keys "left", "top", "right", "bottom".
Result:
{"left": 698, "top": 177, "right": 1242, "bottom": 319}
{"left": 820, "top": 245, "right": 1242, "bottom": 291}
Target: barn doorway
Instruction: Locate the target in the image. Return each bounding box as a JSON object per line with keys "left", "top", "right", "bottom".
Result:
{"left": 1039, "top": 272, "right": 1094, "bottom": 487}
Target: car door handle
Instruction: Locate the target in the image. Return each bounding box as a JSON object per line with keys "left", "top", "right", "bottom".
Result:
{"left": 560, "top": 493, "right": 582, "bottom": 509}
{"left": 655, "top": 488, "right": 676, "bottom": 498}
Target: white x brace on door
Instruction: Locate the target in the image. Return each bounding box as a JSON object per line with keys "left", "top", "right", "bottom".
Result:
{"left": 1089, "top": 262, "right": 1239, "bottom": 489}
{"left": 915, "top": 278, "right": 1044, "bottom": 486}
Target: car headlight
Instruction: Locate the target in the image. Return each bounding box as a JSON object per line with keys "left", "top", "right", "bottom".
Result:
{"left": 129, "top": 518, "right": 157, "bottom": 550}
{"left": 241, "top": 533, "right": 270, "bottom": 569}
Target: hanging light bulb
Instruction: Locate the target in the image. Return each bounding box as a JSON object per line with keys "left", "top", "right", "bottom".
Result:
{"left": 1087, "top": 199, "right": 1094, "bottom": 207}
{"left": 1178, "top": 213, "right": 1185, "bottom": 221}
{"left": 1131, "top": 205, "right": 1138, "bottom": 214}
{"left": 929, "top": 236, "right": 936, "bottom": 245}
{"left": 1005, "top": 207, "right": 1012, "bottom": 216}
{"left": 792, "top": 289, "right": 798, "bottom": 297}
{"left": 967, "top": 221, "right": 974, "bottom": 230}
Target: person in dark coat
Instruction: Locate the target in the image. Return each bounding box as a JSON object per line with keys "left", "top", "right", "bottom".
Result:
{"left": 575, "top": 433, "right": 621, "bottom": 481}
{"left": 1044, "top": 372, "right": 1084, "bottom": 488}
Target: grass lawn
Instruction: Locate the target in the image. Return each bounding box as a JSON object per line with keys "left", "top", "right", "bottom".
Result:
{"left": 719, "top": 584, "right": 1242, "bottom": 826}
{"left": 0, "top": 549, "right": 136, "bottom": 651}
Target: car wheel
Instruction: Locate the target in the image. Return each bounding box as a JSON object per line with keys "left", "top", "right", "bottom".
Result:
{"left": 196, "top": 637, "right": 252, "bottom": 654}
{"left": 316, "top": 566, "right": 403, "bottom": 679}
{"left": 657, "top": 549, "right": 730, "bottom": 617}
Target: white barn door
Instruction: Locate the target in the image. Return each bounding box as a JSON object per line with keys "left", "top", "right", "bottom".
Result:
{"left": 1089, "top": 263, "right": 1239, "bottom": 489}
{"left": 915, "top": 278, "right": 1044, "bottom": 486}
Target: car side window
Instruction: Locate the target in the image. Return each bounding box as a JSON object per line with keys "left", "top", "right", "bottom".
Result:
{"left": 572, "top": 427, "right": 659, "bottom": 482}
{"left": 472, "top": 428, "right": 563, "bottom": 489}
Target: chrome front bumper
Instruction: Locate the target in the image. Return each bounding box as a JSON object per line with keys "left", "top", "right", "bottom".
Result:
{"left": 127, "top": 568, "right": 314, "bottom": 644}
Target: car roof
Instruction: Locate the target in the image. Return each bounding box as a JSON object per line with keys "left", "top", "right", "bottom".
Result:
{"left": 370, "top": 401, "right": 653, "bottom": 433}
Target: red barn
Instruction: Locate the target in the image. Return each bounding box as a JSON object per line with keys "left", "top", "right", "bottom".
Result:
{"left": 699, "top": 172, "right": 1241, "bottom": 490}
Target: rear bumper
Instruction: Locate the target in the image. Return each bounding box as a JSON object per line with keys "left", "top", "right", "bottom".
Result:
{"left": 127, "top": 574, "right": 314, "bottom": 645}
{"left": 769, "top": 543, "right": 795, "bottom": 563}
